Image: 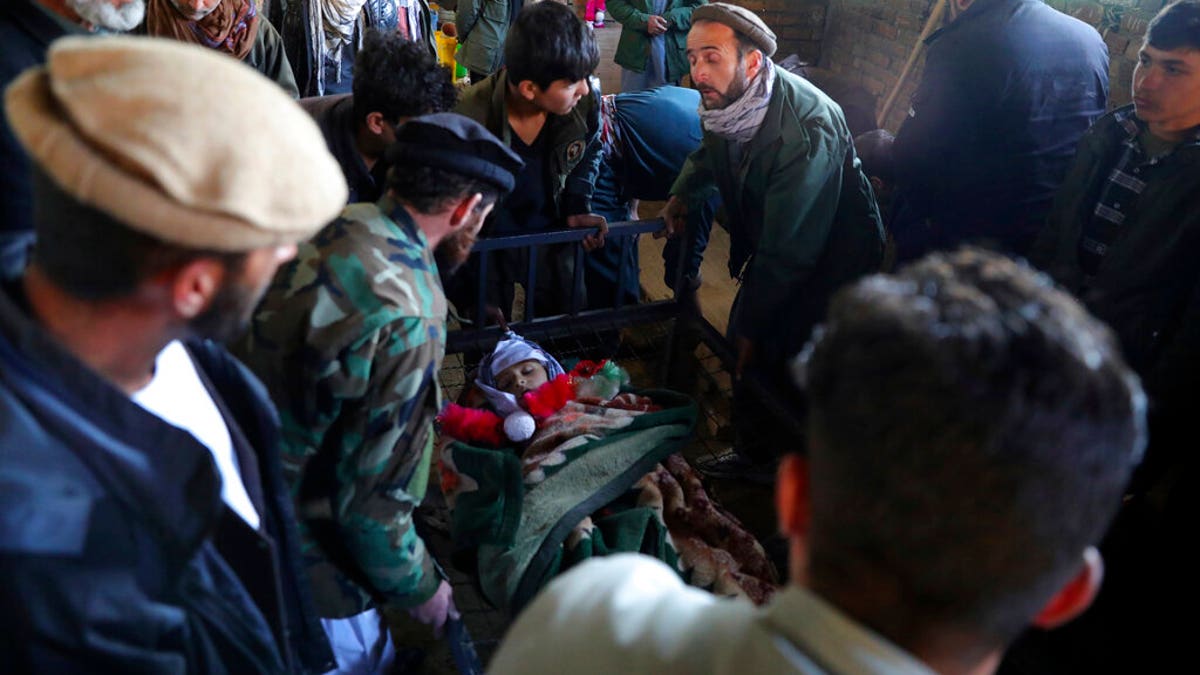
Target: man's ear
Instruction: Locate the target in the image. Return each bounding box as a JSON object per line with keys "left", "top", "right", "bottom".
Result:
{"left": 1032, "top": 547, "right": 1104, "bottom": 630}
{"left": 449, "top": 192, "right": 485, "bottom": 230}
{"left": 869, "top": 176, "right": 885, "bottom": 195}
{"left": 776, "top": 453, "right": 811, "bottom": 538}
{"left": 169, "top": 258, "right": 226, "bottom": 320}
{"left": 745, "top": 48, "right": 765, "bottom": 80}
{"left": 516, "top": 79, "right": 540, "bottom": 102}
{"left": 364, "top": 111, "right": 389, "bottom": 136}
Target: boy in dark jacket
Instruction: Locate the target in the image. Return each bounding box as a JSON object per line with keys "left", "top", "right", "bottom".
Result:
{"left": 1022, "top": 2, "right": 1200, "bottom": 670}
{"left": 452, "top": 0, "right": 608, "bottom": 318}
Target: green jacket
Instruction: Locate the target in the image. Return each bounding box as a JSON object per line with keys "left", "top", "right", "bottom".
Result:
{"left": 672, "top": 68, "right": 884, "bottom": 365}
{"left": 236, "top": 199, "right": 446, "bottom": 618}
{"left": 1031, "top": 105, "right": 1200, "bottom": 422}
{"left": 456, "top": 0, "right": 511, "bottom": 76}
{"left": 455, "top": 69, "right": 603, "bottom": 217}
{"left": 608, "top": 0, "right": 704, "bottom": 83}
{"left": 247, "top": 16, "right": 299, "bottom": 99}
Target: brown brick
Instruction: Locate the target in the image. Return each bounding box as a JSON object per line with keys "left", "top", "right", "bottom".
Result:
{"left": 1121, "top": 10, "right": 1153, "bottom": 36}
{"left": 1104, "top": 30, "right": 1131, "bottom": 55}
{"left": 1125, "top": 38, "right": 1144, "bottom": 60}
{"left": 875, "top": 21, "right": 900, "bottom": 39}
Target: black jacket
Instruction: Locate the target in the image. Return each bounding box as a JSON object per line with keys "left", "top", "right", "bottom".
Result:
{"left": 892, "top": 0, "right": 1109, "bottom": 259}
{"left": 0, "top": 2, "right": 80, "bottom": 276}
{"left": 1031, "top": 107, "right": 1200, "bottom": 486}
{"left": 0, "top": 281, "right": 334, "bottom": 674}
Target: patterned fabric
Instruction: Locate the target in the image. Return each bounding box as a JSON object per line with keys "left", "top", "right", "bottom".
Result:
{"left": 146, "top": 0, "right": 260, "bottom": 60}
{"left": 1079, "top": 110, "right": 1200, "bottom": 275}
{"left": 236, "top": 197, "right": 447, "bottom": 618}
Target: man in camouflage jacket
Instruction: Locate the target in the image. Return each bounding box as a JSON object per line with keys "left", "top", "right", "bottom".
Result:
{"left": 236, "top": 113, "right": 521, "bottom": 671}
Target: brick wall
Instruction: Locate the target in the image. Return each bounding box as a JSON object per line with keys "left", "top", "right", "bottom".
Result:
{"left": 578, "top": 0, "right": 829, "bottom": 62}
{"left": 820, "top": 0, "right": 1166, "bottom": 133}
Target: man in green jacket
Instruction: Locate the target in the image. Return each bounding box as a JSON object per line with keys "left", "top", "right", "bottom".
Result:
{"left": 456, "top": 0, "right": 516, "bottom": 84}
{"left": 609, "top": 0, "right": 705, "bottom": 91}
{"left": 664, "top": 3, "right": 883, "bottom": 466}
{"left": 452, "top": 1, "right": 608, "bottom": 318}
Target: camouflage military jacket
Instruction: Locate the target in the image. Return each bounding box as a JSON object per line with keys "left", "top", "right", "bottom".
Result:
{"left": 236, "top": 197, "right": 446, "bottom": 618}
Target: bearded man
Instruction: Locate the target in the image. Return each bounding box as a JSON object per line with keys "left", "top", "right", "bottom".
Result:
{"left": 0, "top": 36, "right": 347, "bottom": 672}
{"left": 662, "top": 3, "right": 884, "bottom": 471}
{"left": 144, "top": 0, "right": 300, "bottom": 97}
{"left": 235, "top": 114, "right": 521, "bottom": 673}
{"left": 1, "top": 0, "right": 145, "bottom": 277}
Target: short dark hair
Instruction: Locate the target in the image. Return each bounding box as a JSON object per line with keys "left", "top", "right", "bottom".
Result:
{"left": 799, "top": 249, "right": 1145, "bottom": 649}
{"left": 505, "top": 2, "right": 599, "bottom": 90}
{"left": 854, "top": 129, "right": 895, "bottom": 184}
{"left": 352, "top": 29, "right": 457, "bottom": 124}
{"left": 1147, "top": 1, "right": 1200, "bottom": 51}
{"left": 387, "top": 164, "right": 501, "bottom": 215}
{"left": 30, "top": 170, "right": 244, "bottom": 301}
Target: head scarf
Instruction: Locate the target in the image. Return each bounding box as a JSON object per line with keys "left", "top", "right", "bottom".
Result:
{"left": 475, "top": 331, "right": 566, "bottom": 415}
{"left": 698, "top": 57, "right": 776, "bottom": 144}
{"left": 146, "top": 0, "right": 260, "bottom": 61}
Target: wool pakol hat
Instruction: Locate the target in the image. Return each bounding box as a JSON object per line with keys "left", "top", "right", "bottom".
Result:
{"left": 693, "top": 2, "right": 777, "bottom": 58}
{"left": 4, "top": 36, "right": 348, "bottom": 252}
{"left": 385, "top": 113, "right": 524, "bottom": 194}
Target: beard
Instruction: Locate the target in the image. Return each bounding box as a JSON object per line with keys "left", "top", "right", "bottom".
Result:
{"left": 435, "top": 225, "right": 479, "bottom": 277}
{"left": 698, "top": 61, "right": 750, "bottom": 110}
{"left": 68, "top": 0, "right": 146, "bottom": 32}
{"left": 188, "top": 277, "right": 262, "bottom": 344}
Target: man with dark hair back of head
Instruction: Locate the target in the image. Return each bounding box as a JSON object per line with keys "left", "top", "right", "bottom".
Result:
{"left": 663, "top": 2, "right": 884, "bottom": 473}
{"left": 451, "top": 0, "right": 609, "bottom": 318}
{"left": 1, "top": 0, "right": 145, "bottom": 277}
{"left": 1025, "top": 1, "right": 1200, "bottom": 669}
{"left": 303, "top": 28, "right": 459, "bottom": 205}
{"left": 490, "top": 248, "right": 1145, "bottom": 675}
{"left": 235, "top": 113, "right": 522, "bottom": 673}
{"left": 0, "top": 36, "right": 348, "bottom": 672}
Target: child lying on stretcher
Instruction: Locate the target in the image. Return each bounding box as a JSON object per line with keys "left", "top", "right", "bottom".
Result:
{"left": 436, "top": 331, "right": 780, "bottom": 607}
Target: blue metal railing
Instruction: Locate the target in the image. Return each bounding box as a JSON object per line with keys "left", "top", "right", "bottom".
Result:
{"left": 449, "top": 218, "right": 679, "bottom": 353}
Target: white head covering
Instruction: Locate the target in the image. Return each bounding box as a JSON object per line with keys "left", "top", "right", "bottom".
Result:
{"left": 475, "top": 331, "right": 565, "bottom": 414}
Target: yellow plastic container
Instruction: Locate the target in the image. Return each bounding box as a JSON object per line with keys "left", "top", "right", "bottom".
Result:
{"left": 435, "top": 30, "right": 457, "bottom": 69}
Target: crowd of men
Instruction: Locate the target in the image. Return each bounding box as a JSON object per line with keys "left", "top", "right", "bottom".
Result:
{"left": 0, "top": 0, "right": 1194, "bottom": 672}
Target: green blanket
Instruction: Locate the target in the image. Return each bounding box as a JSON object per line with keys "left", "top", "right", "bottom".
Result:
{"left": 439, "top": 389, "right": 698, "bottom": 613}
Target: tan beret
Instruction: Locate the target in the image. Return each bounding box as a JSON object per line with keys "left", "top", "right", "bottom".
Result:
{"left": 693, "top": 2, "right": 777, "bottom": 58}
{"left": 4, "top": 36, "right": 348, "bottom": 253}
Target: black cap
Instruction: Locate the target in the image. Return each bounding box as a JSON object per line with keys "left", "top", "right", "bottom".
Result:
{"left": 385, "top": 113, "right": 524, "bottom": 194}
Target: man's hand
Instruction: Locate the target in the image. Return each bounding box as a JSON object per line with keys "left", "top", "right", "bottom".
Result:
{"left": 647, "top": 15, "right": 669, "bottom": 35}
{"left": 567, "top": 213, "right": 607, "bottom": 251}
{"left": 406, "top": 580, "right": 458, "bottom": 638}
{"left": 735, "top": 336, "right": 755, "bottom": 380}
{"left": 657, "top": 196, "right": 687, "bottom": 239}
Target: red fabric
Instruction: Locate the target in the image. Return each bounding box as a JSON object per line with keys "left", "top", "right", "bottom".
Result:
{"left": 522, "top": 374, "right": 577, "bottom": 421}
{"left": 438, "top": 403, "right": 505, "bottom": 447}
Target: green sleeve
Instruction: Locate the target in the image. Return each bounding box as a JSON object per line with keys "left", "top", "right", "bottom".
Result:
{"left": 456, "top": 0, "right": 482, "bottom": 40}
{"left": 608, "top": 0, "right": 651, "bottom": 32}
{"left": 662, "top": 0, "right": 705, "bottom": 30}
{"left": 330, "top": 319, "right": 444, "bottom": 608}
{"left": 670, "top": 143, "right": 719, "bottom": 207}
